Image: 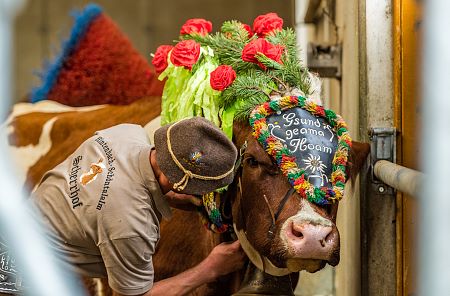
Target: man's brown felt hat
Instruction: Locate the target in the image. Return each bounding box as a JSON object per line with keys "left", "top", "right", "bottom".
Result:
{"left": 154, "top": 117, "right": 237, "bottom": 195}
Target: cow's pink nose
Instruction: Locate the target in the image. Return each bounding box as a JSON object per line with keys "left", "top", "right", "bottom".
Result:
{"left": 285, "top": 222, "right": 337, "bottom": 258}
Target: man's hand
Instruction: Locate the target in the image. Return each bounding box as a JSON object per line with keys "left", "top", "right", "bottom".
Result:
{"left": 116, "top": 240, "right": 247, "bottom": 296}
{"left": 164, "top": 191, "right": 202, "bottom": 211}
{"left": 203, "top": 241, "right": 247, "bottom": 278}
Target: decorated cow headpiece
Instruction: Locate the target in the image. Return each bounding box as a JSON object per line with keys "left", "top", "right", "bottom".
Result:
{"left": 153, "top": 13, "right": 351, "bottom": 230}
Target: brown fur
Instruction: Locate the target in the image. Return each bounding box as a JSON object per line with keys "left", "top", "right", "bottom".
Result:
{"left": 8, "top": 112, "right": 57, "bottom": 147}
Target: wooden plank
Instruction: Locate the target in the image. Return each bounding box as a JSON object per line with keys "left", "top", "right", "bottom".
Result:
{"left": 393, "top": 1, "right": 403, "bottom": 295}
{"left": 359, "top": 0, "right": 396, "bottom": 295}
{"left": 304, "top": 0, "right": 322, "bottom": 23}
{"left": 400, "top": 1, "right": 422, "bottom": 295}
{"left": 13, "top": 0, "right": 45, "bottom": 103}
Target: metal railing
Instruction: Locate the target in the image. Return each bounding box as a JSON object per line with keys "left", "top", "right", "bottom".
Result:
{"left": 373, "top": 160, "right": 424, "bottom": 199}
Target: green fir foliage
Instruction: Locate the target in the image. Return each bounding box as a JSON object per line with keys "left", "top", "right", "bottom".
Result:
{"left": 221, "top": 69, "right": 274, "bottom": 108}
{"left": 220, "top": 20, "right": 250, "bottom": 42}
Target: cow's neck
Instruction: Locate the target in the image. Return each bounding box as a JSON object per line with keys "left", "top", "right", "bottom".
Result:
{"left": 233, "top": 223, "right": 290, "bottom": 276}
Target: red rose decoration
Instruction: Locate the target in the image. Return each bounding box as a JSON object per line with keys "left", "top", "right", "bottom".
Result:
{"left": 253, "top": 12, "right": 283, "bottom": 37}
{"left": 241, "top": 38, "right": 285, "bottom": 70}
{"left": 210, "top": 65, "right": 236, "bottom": 91}
{"left": 152, "top": 45, "right": 173, "bottom": 73}
{"left": 170, "top": 40, "right": 201, "bottom": 70}
{"left": 180, "top": 18, "right": 213, "bottom": 36}
{"left": 242, "top": 23, "right": 253, "bottom": 38}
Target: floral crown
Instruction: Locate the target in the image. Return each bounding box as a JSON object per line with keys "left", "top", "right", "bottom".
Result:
{"left": 151, "top": 13, "right": 351, "bottom": 209}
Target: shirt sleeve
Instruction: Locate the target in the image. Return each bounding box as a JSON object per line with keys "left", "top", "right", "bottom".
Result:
{"left": 99, "top": 236, "right": 155, "bottom": 295}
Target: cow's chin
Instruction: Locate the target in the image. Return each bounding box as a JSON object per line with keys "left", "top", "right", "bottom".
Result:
{"left": 280, "top": 250, "right": 340, "bottom": 273}
{"left": 286, "top": 258, "right": 326, "bottom": 273}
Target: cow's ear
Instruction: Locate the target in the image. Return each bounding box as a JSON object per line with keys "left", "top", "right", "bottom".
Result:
{"left": 346, "top": 141, "right": 370, "bottom": 183}
{"left": 232, "top": 120, "right": 252, "bottom": 148}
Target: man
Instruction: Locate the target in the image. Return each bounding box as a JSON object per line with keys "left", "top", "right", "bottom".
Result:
{"left": 31, "top": 117, "right": 246, "bottom": 296}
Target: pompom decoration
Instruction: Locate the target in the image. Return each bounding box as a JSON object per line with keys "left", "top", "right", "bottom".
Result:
{"left": 252, "top": 12, "right": 284, "bottom": 37}
{"left": 170, "top": 40, "right": 201, "bottom": 70}
{"left": 210, "top": 65, "right": 236, "bottom": 91}
{"left": 180, "top": 18, "right": 213, "bottom": 36}
{"left": 152, "top": 45, "right": 174, "bottom": 73}
{"left": 241, "top": 38, "right": 285, "bottom": 70}
{"left": 31, "top": 4, "right": 163, "bottom": 106}
{"left": 199, "top": 192, "right": 229, "bottom": 233}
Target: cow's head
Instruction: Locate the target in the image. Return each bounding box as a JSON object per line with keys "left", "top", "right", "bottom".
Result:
{"left": 228, "top": 120, "right": 369, "bottom": 275}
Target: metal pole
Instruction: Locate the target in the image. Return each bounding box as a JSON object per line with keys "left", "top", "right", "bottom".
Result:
{"left": 373, "top": 160, "right": 424, "bottom": 199}
{"left": 0, "top": 1, "right": 83, "bottom": 295}
{"left": 420, "top": 0, "right": 450, "bottom": 295}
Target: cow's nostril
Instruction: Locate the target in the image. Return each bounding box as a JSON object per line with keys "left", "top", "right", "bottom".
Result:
{"left": 319, "top": 239, "right": 325, "bottom": 247}
{"left": 290, "top": 222, "right": 304, "bottom": 238}
{"left": 324, "top": 228, "right": 337, "bottom": 246}
{"left": 291, "top": 227, "right": 303, "bottom": 238}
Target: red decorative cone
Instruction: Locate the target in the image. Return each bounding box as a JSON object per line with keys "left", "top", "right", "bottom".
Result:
{"left": 32, "top": 4, "right": 163, "bottom": 106}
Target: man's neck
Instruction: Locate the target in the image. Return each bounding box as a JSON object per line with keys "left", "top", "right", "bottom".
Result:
{"left": 149, "top": 149, "right": 172, "bottom": 194}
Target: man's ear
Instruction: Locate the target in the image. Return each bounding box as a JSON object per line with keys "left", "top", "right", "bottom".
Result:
{"left": 346, "top": 141, "right": 371, "bottom": 183}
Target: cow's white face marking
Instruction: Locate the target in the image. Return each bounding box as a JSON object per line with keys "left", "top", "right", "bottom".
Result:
{"left": 1, "top": 101, "right": 106, "bottom": 187}
{"left": 279, "top": 199, "right": 332, "bottom": 246}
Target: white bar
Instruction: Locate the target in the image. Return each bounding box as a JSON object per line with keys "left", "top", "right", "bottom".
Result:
{"left": 374, "top": 160, "right": 424, "bottom": 199}
{"left": 420, "top": 0, "right": 450, "bottom": 295}
{"left": 0, "top": 1, "right": 83, "bottom": 295}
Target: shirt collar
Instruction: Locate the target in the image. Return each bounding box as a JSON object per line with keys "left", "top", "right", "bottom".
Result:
{"left": 139, "top": 146, "right": 172, "bottom": 220}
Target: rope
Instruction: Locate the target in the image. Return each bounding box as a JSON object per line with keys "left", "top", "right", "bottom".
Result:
{"left": 263, "top": 194, "right": 276, "bottom": 226}
{"left": 166, "top": 119, "right": 235, "bottom": 191}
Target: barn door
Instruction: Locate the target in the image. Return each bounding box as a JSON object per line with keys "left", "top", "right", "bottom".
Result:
{"left": 394, "top": 1, "right": 423, "bottom": 295}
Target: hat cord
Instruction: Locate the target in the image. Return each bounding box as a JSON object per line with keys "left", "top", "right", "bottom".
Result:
{"left": 166, "top": 119, "right": 235, "bottom": 191}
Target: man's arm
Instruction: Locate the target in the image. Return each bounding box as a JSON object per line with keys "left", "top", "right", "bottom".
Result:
{"left": 113, "top": 240, "right": 246, "bottom": 296}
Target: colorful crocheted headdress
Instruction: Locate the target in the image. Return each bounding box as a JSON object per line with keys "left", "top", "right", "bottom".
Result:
{"left": 153, "top": 13, "right": 351, "bottom": 227}
{"left": 31, "top": 4, "right": 163, "bottom": 106}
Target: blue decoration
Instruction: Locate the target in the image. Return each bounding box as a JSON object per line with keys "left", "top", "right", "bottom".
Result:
{"left": 30, "top": 4, "right": 102, "bottom": 103}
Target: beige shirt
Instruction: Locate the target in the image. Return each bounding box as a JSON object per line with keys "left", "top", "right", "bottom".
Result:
{"left": 32, "top": 124, "right": 172, "bottom": 295}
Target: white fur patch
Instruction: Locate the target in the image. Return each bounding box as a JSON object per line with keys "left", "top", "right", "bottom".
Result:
{"left": 4, "top": 100, "right": 105, "bottom": 123}
{"left": 1, "top": 101, "right": 106, "bottom": 187}
{"left": 4, "top": 117, "right": 58, "bottom": 187}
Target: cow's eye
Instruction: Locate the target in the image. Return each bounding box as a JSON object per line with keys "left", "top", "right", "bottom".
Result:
{"left": 244, "top": 156, "right": 259, "bottom": 168}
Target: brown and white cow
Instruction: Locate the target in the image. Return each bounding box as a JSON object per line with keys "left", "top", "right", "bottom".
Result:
{"left": 3, "top": 96, "right": 369, "bottom": 295}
